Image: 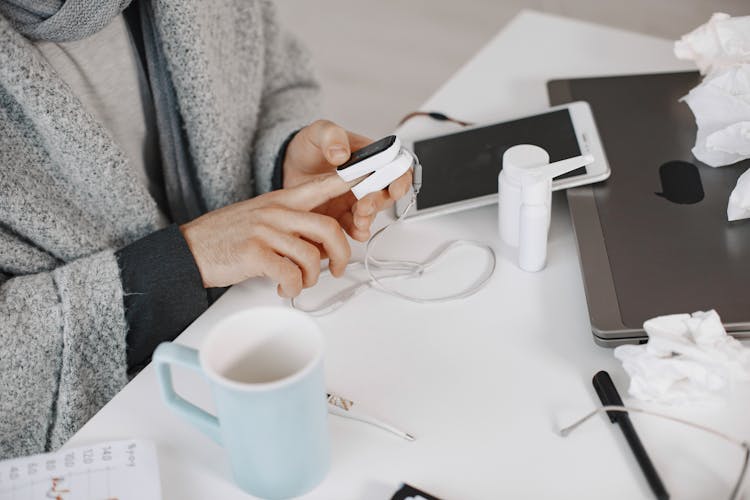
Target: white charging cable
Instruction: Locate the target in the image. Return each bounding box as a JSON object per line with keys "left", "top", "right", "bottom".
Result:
{"left": 290, "top": 174, "right": 497, "bottom": 315}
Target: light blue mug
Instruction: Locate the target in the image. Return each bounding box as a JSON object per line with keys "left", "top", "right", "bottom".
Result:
{"left": 153, "top": 307, "right": 330, "bottom": 499}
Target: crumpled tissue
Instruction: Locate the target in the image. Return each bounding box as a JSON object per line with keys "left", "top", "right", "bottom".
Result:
{"left": 674, "top": 13, "right": 750, "bottom": 75}
{"left": 675, "top": 13, "right": 750, "bottom": 220}
{"left": 614, "top": 310, "right": 750, "bottom": 404}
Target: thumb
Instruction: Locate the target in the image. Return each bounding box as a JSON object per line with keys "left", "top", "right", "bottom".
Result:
{"left": 277, "top": 173, "right": 352, "bottom": 211}
{"left": 305, "top": 120, "right": 351, "bottom": 166}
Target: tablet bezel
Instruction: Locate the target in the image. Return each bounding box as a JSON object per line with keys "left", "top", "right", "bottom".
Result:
{"left": 395, "top": 101, "right": 610, "bottom": 219}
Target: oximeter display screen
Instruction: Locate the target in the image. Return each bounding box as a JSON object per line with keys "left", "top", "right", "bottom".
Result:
{"left": 413, "top": 109, "right": 581, "bottom": 209}
{"left": 337, "top": 135, "right": 397, "bottom": 171}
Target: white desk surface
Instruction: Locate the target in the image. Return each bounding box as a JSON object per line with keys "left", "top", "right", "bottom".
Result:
{"left": 66, "top": 10, "right": 750, "bottom": 500}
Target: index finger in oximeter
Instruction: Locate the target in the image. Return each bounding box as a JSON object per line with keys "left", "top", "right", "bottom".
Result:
{"left": 350, "top": 150, "right": 414, "bottom": 199}
{"left": 336, "top": 135, "right": 401, "bottom": 181}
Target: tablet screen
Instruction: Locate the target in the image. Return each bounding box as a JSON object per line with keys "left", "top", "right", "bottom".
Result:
{"left": 413, "top": 109, "right": 582, "bottom": 209}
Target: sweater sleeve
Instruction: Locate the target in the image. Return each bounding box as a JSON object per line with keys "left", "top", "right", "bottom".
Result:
{"left": 0, "top": 250, "right": 128, "bottom": 458}
{"left": 251, "top": 0, "right": 321, "bottom": 194}
{"left": 115, "top": 224, "right": 208, "bottom": 372}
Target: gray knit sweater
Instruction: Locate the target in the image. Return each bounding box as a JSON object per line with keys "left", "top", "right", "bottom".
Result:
{"left": 0, "top": 0, "right": 319, "bottom": 458}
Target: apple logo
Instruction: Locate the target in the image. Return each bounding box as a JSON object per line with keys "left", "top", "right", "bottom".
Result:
{"left": 655, "top": 161, "right": 704, "bottom": 204}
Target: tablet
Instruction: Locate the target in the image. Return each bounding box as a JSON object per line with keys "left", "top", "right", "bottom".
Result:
{"left": 396, "top": 102, "right": 610, "bottom": 218}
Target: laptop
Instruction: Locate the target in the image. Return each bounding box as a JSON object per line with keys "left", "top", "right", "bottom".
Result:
{"left": 548, "top": 71, "right": 750, "bottom": 347}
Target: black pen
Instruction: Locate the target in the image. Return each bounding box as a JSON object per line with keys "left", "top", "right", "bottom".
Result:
{"left": 592, "top": 370, "right": 669, "bottom": 500}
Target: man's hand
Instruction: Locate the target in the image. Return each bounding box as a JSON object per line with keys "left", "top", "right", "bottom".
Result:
{"left": 180, "top": 175, "right": 352, "bottom": 297}
{"left": 282, "top": 120, "right": 413, "bottom": 241}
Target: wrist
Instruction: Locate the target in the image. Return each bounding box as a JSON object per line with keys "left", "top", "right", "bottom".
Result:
{"left": 178, "top": 222, "right": 210, "bottom": 288}
{"left": 277, "top": 130, "right": 301, "bottom": 190}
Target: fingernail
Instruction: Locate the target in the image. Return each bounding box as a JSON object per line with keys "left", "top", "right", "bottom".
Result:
{"left": 328, "top": 146, "right": 349, "bottom": 164}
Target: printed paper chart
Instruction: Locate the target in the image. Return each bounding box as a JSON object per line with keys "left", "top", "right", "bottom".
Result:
{"left": 0, "top": 440, "right": 161, "bottom": 500}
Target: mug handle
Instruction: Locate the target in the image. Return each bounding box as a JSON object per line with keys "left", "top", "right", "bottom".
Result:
{"left": 153, "top": 342, "right": 221, "bottom": 444}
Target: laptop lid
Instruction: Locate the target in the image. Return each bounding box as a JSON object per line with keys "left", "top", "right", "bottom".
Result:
{"left": 548, "top": 71, "right": 750, "bottom": 346}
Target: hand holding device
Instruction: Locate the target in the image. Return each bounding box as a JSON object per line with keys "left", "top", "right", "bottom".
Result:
{"left": 283, "top": 120, "right": 413, "bottom": 241}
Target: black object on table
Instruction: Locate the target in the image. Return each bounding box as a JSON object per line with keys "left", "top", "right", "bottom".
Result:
{"left": 391, "top": 483, "right": 442, "bottom": 500}
{"left": 593, "top": 370, "right": 669, "bottom": 500}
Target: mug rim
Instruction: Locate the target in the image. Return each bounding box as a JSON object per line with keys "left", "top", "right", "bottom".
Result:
{"left": 199, "top": 307, "right": 324, "bottom": 392}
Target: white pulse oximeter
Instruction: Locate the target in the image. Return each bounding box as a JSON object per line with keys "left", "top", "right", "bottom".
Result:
{"left": 336, "top": 135, "right": 421, "bottom": 199}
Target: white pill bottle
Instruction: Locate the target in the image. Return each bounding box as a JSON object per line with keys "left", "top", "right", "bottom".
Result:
{"left": 499, "top": 145, "right": 592, "bottom": 272}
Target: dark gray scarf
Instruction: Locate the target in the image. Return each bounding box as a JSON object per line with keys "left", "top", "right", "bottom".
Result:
{"left": 0, "top": 0, "right": 204, "bottom": 223}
